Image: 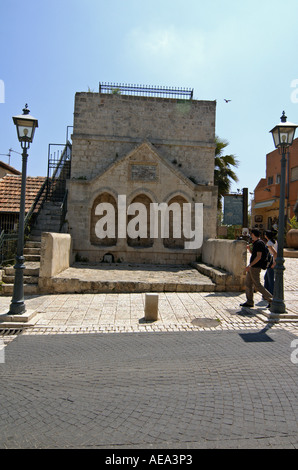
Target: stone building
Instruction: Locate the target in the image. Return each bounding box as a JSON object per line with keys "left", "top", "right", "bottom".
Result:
{"left": 0, "top": 160, "right": 21, "bottom": 179}
{"left": 252, "top": 137, "right": 298, "bottom": 231}
{"left": 67, "top": 84, "right": 218, "bottom": 264}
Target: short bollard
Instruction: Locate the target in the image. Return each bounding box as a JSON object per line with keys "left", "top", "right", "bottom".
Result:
{"left": 145, "top": 293, "right": 159, "bottom": 321}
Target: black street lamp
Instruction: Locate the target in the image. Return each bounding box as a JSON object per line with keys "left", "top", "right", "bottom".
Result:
{"left": 269, "top": 111, "right": 297, "bottom": 314}
{"left": 9, "top": 104, "right": 38, "bottom": 315}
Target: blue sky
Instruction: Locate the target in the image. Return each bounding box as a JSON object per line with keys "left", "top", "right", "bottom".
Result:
{"left": 1, "top": 0, "right": 298, "bottom": 199}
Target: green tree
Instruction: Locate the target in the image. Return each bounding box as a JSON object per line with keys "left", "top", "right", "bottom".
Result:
{"left": 214, "top": 136, "right": 239, "bottom": 210}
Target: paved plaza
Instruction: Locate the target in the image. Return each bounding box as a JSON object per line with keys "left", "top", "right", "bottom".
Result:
{"left": 0, "top": 257, "right": 297, "bottom": 449}
{"left": 0, "top": 258, "right": 298, "bottom": 336}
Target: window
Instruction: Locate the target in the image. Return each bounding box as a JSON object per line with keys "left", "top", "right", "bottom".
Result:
{"left": 268, "top": 176, "right": 273, "bottom": 185}
{"left": 276, "top": 174, "right": 281, "bottom": 184}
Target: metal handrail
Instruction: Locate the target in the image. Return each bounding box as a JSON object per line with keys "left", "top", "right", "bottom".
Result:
{"left": 50, "top": 140, "right": 72, "bottom": 181}
{"left": 0, "top": 229, "right": 4, "bottom": 247}
{"left": 0, "top": 229, "right": 18, "bottom": 266}
{"left": 24, "top": 178, "right": 48, "bottom": 230}
{"left": 59, "top": 189, "right": 68, "bottom": 232}
{"left": 47, "top": 141, "right": 71, "bottom": 201}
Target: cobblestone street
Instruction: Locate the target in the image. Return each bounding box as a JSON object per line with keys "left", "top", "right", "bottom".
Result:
{"left": 0, "top": 258, "right": 297, "bottom": 449}
{"left": 1, "top": 329, "right": 298, "bottom": 449}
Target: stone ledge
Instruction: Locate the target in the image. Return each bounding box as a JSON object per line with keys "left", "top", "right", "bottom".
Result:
{"left": 1, "top": 284, "right": 39, "bottom": 296}
{"left": 0, "top": 309, "right": 39, "bottom": 324}
{"left": 284, "top": 248, "right": 298, "bottom": 258}
{"left": 38, "top": 277, "right": 215, "bottom": 294}
{"left": 190, "top": 262, "right": 244, "bottom": 292}
{"left": 240, "top": 306, "right": 298, "bottom": 323}
{"left": 256, "top": 309, "right": 298, "bottom": 323}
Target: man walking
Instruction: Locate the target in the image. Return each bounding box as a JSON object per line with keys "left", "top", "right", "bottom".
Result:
{"left": 240, "top": 229, "right": 273, "bottom": 308}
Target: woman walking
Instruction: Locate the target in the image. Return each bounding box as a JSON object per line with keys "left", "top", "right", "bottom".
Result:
{"left": 264, "top": 230, "right": 278, "bottom": 295}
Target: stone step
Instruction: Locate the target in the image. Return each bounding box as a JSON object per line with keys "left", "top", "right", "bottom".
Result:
{"left": 2, "top": 275, "right": 39, "bottom": 284}
{"left": 30, "top": 229, "right": 43, "bottom": 237}
{"left": 28, "top": 198, "right": 64, "bottom": 237}
{"left": 43, "top": 201, "right": 63, "bottom": 208}
{"left": 2, "top": 259, "right": 40, "bottom": 295}
{"left": 39, "top": 278, "right": 215, "bottom": 294}
{"left": 30, "top": 229, "right": 63, "bottom": 237}
{"left": 25, "top": 241, "right": 41, "bottom": 248}
{"left": 33, "top": 227, "right": 60, "bottom": 234}
{"left": 24, "top": 247, "right": 40, "bottom": 255}
{"left": 36, "top": 212, "right": 61, "bottom": 219}
{"left": 191, "top": 262, "right": 242, "bottom": 292}
{"left": 34, "top": 219, "right": 61, "bottom": 227}
{"left": 5, "top": 263, "right": 40, "bottom": 277}
{"left": 1, "top": 283, "right": 39, "bottom": 296}
{"left": 27, "top": 234, "right": 42, "bottom": 242}
{"left": 34, "top": 221, "right": 60, "bottom": 228}
{"left": 24, "top": 254, "right": 40, "bottom": 262}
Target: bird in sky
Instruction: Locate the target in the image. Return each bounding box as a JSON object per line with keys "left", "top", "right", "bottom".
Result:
{"left": 224, "top": 99, "right": 231, "bottom": 103}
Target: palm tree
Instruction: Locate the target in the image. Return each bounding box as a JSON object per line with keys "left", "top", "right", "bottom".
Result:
{"left": 214, "top": 136, "right": 239, "bottom": 210}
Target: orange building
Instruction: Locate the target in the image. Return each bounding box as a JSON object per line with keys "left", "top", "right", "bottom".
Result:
{"left": 252, "top": 137, "right": 298, "bottom": 231}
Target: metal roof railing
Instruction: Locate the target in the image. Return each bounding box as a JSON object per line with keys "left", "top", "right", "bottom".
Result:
{"left": 99, "top": 82, "right": 194, "bottom": 99}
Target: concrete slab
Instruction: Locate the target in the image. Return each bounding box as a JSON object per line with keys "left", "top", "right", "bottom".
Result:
{"left": 38, "top": 262, "right": 216, "bottom": 294}
{"left": 0, "top": 309, "right": 39, "bottom": 324}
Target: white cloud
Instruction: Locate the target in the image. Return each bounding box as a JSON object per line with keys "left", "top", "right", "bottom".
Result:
{"left": 125, "top": 26, "right": 206, "bottom": 80}
{"left": 140, "top": 28, "right": 176, "bottom": 56}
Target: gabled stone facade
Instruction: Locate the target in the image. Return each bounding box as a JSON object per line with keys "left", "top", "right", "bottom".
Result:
{"left": 67, "top": 91, "right": 218, "bottom": 264}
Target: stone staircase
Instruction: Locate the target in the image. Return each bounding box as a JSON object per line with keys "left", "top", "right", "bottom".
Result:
{"left": 30, "top": 201, "right": 63, "bottom": 238}
{"left": 1, "top": 236, "right": 41, "bottom": 295}
{"left": 1, "top": 201, "right": 64, "bottom": 296}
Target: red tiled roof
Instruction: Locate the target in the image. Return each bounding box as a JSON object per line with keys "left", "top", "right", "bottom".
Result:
{"left": 0, "top": 175, "right": 47, "bottom": 213}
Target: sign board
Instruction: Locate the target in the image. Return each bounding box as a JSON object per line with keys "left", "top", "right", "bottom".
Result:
{"left": 223, "top": 195, "right": 243, "bottom": 225}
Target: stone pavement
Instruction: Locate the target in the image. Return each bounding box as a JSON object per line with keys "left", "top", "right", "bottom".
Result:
{"left": 1, "top": 329, "right": 298, "bottom": 449}
{"left": 0, "top": 257, "right": 298, "bottom": 450}
{"left": 0, "top": 258, "right": 298, "bottom": 337}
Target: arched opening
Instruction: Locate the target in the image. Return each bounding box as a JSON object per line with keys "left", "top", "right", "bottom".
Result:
{"left": 127, "top": 194, "right": 154, "bottom": 248}
{"left": 163, "top": 195, "right": 188, "bottom": 249}
{"left": 90, "top": 193, "right": 117, "bottom": 246}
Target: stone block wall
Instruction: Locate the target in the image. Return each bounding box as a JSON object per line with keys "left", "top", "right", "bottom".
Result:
{"left": 39, "top": 232, "right": 72, "bottom": 282}
{"left": 71, "top": 93, "right": 216, "bottom": 184}
{"left": 201, "top": 239, "right": 247, "bottom": 289}
{"left": 67, "top": 92, "right": 218, "bottom": 264}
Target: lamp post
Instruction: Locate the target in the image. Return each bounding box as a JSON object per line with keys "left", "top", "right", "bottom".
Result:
{"left": 269, "top": 111, "right": 297, "bottom": 314}
{"left": 9, "top": 104, "right": 38, "bottom": 315}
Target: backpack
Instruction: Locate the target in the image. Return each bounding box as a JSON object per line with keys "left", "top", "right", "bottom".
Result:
{"left": 261, "top": 245, "right": 274, "bottom": 270}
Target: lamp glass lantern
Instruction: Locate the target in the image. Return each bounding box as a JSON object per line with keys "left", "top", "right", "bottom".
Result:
{"left": 12, "top": 104, "right": 38, "bottom": 145}
{"left": 270, "top": 111, "right": 298, "bottom": 149}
